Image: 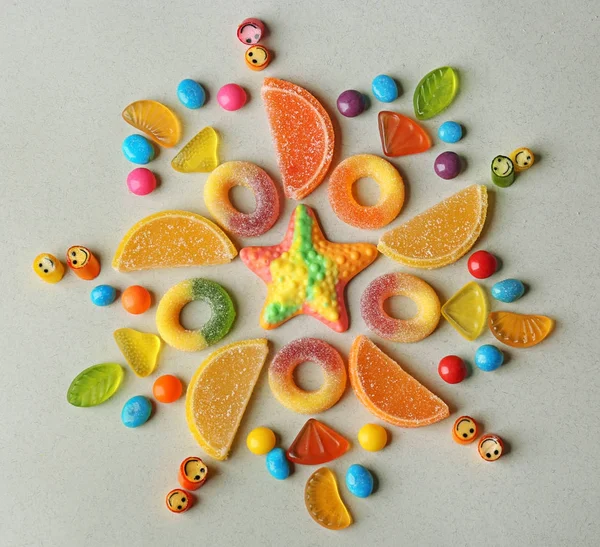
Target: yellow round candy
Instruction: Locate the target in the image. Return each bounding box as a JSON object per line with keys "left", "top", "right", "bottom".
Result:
{"left": 246, "top": 426, "right": 276, "bottom": 455}
{"left": 357, "top": 423, "right": 388, "bottom": 452}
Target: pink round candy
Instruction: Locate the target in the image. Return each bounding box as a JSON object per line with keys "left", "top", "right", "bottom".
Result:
{"left": 217, "top": 84, "right": 247, "bottom": 111}
{"left": 126, "top": 168, "right": 157, "bottom": 196}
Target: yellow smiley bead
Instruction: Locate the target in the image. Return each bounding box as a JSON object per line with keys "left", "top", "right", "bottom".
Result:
{"left": 357, "top": 423, "right": 388, "bottom": 452}
{"left": 246, "top": 426, "right": 276, "bottom": 455}
{"left": 33, "top": 253, "right": 65, "bottom": 284}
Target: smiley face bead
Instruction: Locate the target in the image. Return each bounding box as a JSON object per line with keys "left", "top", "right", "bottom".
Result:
{"left": 66, "top": 246, "right": 100, "bottom": 280}
{"left": 491, "top": 155, "right": 515, "bottom": 188}
{"left": 33, "top": 253, "right": 65, "bottom": 284}
{"left": 452, "top": 416, "right": 478, "bottom": 445}
{"left": 178, "top": 457, "right": 208, "bottom": 491}
{"left": 509, "top": 147, "right": 535, "bottom": 172}
{"left": 237, "top": 18, "right": 265, "bottom": 45}
{"left": 166, "top": 489, "right": 192, "bottom": 513}
{"left": 478, "top": 434, "right": 505, "bottom": 461}
{"left": 245, "top": 45, "right": 271, "bottom": 71}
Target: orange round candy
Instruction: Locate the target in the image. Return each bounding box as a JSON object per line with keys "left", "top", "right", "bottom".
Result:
{"left": 153, "top": 374, "right": 183, "bottom": 403}
{"left": 122, "top": 285, "right": 152, "bottom": 314}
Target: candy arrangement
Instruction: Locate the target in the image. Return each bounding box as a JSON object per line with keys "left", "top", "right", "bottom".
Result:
{"left": 36, "top": 17, "right": 557, "bottom": 530}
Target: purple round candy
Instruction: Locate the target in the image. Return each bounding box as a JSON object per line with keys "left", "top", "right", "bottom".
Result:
{"left": 434, "top": 151, "right": 461, "bottom": 179}
{"left": 336, "top": 90, "right": 366, "bottom": 118}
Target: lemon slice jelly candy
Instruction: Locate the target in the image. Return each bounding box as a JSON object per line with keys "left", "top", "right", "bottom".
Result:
{"left": 305, "top": 468, "right": 352, "bottom": 530}
{"left": 349, "top": 335, "right": 449, "bottom": 427}
{"left": 441, "top": 282, "right": 487, "bottom": 341}
{"left": 122, "top": 100, "right": 181, "bottom": 148}
{"left": 413, "top": 66, "right": 459, "bottom": 120}
{"left": 112, "top": 210, "right": 237, "bottom": 272}
{"left": 287, "top": 419, "right": 350, "bottom": 465}
{"left": 185, "top": 339, "right": 269, "bottom": 460}
{"left": 113, "top": 328, "right": 161, "bottom": 377}
{"left": 488, "top": 311, "right": 554, "bottom": 348}
{"left": 378, "top": 184, "right": 487, "bottom": 269}
{"left": 171, "top": 127, "right": 219, "bottom": 173}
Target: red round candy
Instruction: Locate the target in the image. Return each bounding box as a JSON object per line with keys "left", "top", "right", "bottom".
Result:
{"left": 438, "top": 355, "right": 467, "bottom": 384}
{"left": 467, "top": 250, "right": 497, "bottom": 279}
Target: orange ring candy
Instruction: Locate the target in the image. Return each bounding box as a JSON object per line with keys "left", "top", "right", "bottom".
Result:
{"left": 360, "top": 272, "right": 440, "bottom": 343}
{"left": 328, "top": 154, "right": 404, "bottom": 229}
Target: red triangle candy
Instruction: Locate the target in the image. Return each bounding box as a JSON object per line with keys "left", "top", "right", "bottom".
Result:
{"left": 378, "top": 111, "right": 432, "bottom": 157}
{"left": 287, "top": 419, "right": 350, "bottom": 465}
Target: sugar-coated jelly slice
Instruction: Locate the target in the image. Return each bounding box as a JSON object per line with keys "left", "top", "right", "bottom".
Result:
{"left": 305, "top": 468, "right": 352, "bottom": 530}
{"left": 441, "top": 282, "right": 487, "bottom": 341}
{"left": 287, "top": 419, "right": 350, "bottom": 465}
{"left": 488, "top": 311, "right": 554, "bottom": 348}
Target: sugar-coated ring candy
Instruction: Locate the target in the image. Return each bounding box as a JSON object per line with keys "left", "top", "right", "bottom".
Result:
{"left": 153, "top": 374, "right": 183, "bottom": 403}
{"left": 166, "top": 488, "right": 192, "bottom": 513}
{"left": 246, "top": 426, "right": 277, "bottom": 455}
{"left": 328, "top": 154, "right": 404, "bottom": 229}
{"left": 122, "top": 134, "right": 154, "bottom": 164}
{"left": 178, "top": 457, "right": 208, "bottom": 490}
{"left": 360, "top": 272, "right": 440, "bottom": 343}
{"left": 156, "top": 278, "right": 235, "bottom": 352}
{"left": 90, "top": 285, "right": 117, "bottom": 306}
{"left": 237, "top": 17, "right": 265, "bottom": 45}
{"left": 127, "top": 168, "right": 156, "bottom": 196}
{"left": 217, "top": 83, "right": 247, "bottom": 111}
{"left": 478, "top": 434, "right": 504, "bottom": 461}
{"left": 121, "top": 285, "right": 152, "bottom": 315}
{"left": 245, "top": 45, "right": 271, "bottom": 71}
{"left": 268, "top": 338, "right": 346, "bottom": 415}
{"left": 204, "top": 161, "right": 280, "bottom": 237}
{"left": 357, "top": 423, "right": 387, "bottom": 452}
{"left": 177, "top": 79, "right": 206, "bottom": 109}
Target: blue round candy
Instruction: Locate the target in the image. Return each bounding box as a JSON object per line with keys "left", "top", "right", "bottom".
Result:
{"left": 474, "top": 345, "right": 504, "bottom": 372}
{"left": 177, "top": 79, "right": 206, "bottom": 109}
{"left": 121, "top": 396, "right": 152, "bottom": 428}
{"left": 491, "top": 279, "right": 525, "bottom": 303}
{"left": 90, "top": 285, "right": 117, "bottom": 306}
{"left": 438, "top": 121, "right": 463, "bottom": 143}
{"left": 346, "top": 464, "right": 374, "bottom": 498}
{"left": 265, "top": 448, "right": 290, "bottom": 480}
{"left": 372, "top": 74, "right": 398, "bottom": 103}
{"left": 122, "top": 134, "right": 154, "bottom": 164}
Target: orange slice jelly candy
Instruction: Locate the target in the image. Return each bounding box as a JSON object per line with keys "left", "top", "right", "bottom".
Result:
{"left": 185, "top": 339, "right": 269, "bottom": 460}
{"left": 287, "top": 419, "right": 350, "bottom": 465}
{"left": 122, "top": 100, "right": 181, "bottom": 148}
{"left": 349, "top": 335, "right": 449, "bottom": 427}
{"left": 488, "top": 311, "right": 554, "bottom": 348}
{"left": 262, "top": 78, "right": 334, "bottom": 200}
{"left": 378, "top": 184, "right": 488, "bottom": 269}
{"left": 378, "top": 111, "right": 432, "bottom": 157}
{"left": 305, "top": 468, "right": 352, "bottom": 530}
{"left": 112, "top": 210, "right": 237, "bottom": 272}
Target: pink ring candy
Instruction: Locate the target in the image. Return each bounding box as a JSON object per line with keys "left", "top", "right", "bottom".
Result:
{"left": 204, "top": 161, "right": 280, "bottom": 237}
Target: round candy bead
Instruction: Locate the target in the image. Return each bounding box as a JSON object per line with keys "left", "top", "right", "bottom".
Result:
{"left": 265, "top": 448, "right": 290, "bottom": 480}
{"left": 217, "top": 83, "right": 247, "bottom": 111}
{"left": 237, "top": 17, "right": 265, "bottom": 45}
{"left": 90, "top": 285, "right": 117, "bottom": 307}
{"left": 336, "top": 90, "right": 366, "bottom": 117}
{"left": 121, "top": 395, "right": 152, "bottom": 428}
{"left": 153, "top": 374, "right": 183, "bottom": 403}
{"left": 357, "top": 423, "right": 387, "bottom": 452}
{"left": 246, "top": 426, "right": 276, "bottom": 455}
{"left": 122, "top": 134, "right": 154, "bottom": 165}
{"left": 475, "top": 345, "right": 504, "bottom": 372}
{"left": 491, "top": 279, "right": 525, "bottom": 303}
{"left": 468, "top": 250, "right": 498, "bottom": 279}
{"left": 372, "top": 74, "right": 398, "bottom": 103}
{"left": 346, "top": 464, "right": 374, "bottom": 498}
{"left": 438, "top": 121, "right": 463, "bottom": 143}
{"left": 177, "top": 79, "right": 206, "bottom": 109}
{"left": 478, "top": 434, "right": 505, "bottom": 461}
{"left": 438, "top": 355, "right": 467, "bottom": 384}
{"left": 127, "top": 167, "right": 156, "bottom": 196}
{"left": 434, "top": 151, "right": 461, "bottom": 179}
{"left": 121, "top": 285, "right": 152, "bottom": 315}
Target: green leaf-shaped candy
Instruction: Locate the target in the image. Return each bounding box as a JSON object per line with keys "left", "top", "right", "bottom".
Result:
{"left": 67, "top": 363, "right": 124, "bottom": 407}
{"left": 413, "top": 67, "right": 459, "bottom": 120}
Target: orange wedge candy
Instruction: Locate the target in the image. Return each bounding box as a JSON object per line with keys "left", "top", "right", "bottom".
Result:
{"left": 488, "top": 311, "right": 554, "bottom": 348}
{"left": 112, "top": 210, "right": 237, "bottom": 272}
{"left": 186, "top": 339, "right": 269, "bottom": 460}
{"left": 349, "top": 335, "right": 449, "bottom": 427}
{"left": 378, "top": 111, "right": 432, "bottom": 157}
{"left": 262, "top": 78, "right": 334, "bottom": 200}
{"left": 378, "top": 184, "right": 487, "bottom": 269}
{"left": 305, "top": 468, "right": 352, "bottom": 530}
{"left": 122, "top": 100, "right": 181, "bottom": 148}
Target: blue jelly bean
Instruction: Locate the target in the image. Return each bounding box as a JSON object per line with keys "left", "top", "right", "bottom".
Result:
{"left": 372, "top": 74, "right": 398, "bottom": 103}
{"left": 474, "top": 345, "right": 504, "bottom": 372}
{"left": 491, "top": 279, "right": 525, "bottom": 303}
{"left": 122, "top": 134, "right": 154, "bottom": 165}
{"left": 346, "top": 464, "right": 374, "bottom": 498}
{"left": 266, "top": 448, "right": 290, "bottom": 480}
{"left": 90, "top": 285, "right": 117, "bottom": 307}
{"left": 121, "top": 396, "right": 152, "bottom": 428}
{"left": 177, "top": 79, "right": 206, "bottom": 109}
{"left": 438, "top": 121, "right": 463, "bottom": 143}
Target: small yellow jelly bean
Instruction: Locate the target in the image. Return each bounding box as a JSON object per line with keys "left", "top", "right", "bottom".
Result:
{"left": 357, "top": 423, "right": 388, "bottom": 452}
{"left": 246, "top": 426, "right": 276, "bottom": 455}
